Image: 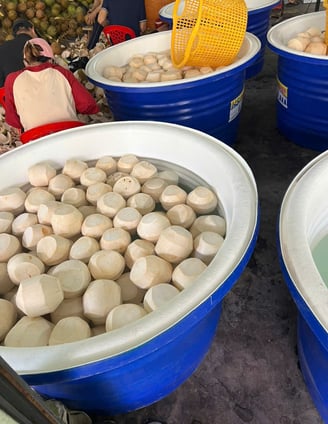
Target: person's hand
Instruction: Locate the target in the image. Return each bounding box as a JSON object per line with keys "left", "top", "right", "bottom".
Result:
{"left": 139, "top": 20, "right": 147, "bottom": 34}
{"left": 157, "top": 23, "right": 169, "bottom": 32}
{"left": 85, "top": 11, "right": 96, "bottom": 25}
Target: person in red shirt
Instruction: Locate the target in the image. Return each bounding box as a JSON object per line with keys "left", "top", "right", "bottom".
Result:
{"left": 4, "top": 38, "right": 99, "bottom": 135}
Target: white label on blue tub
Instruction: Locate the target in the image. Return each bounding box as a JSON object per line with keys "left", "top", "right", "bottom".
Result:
{"left": 277, "top": 78, "right": 288, "bottom": 109}
{"left": 229, "top": 90, "right": 244, "bottom": 122}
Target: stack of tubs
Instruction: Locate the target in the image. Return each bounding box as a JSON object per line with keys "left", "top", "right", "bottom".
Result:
{"left": 278, "top": 151, "right": 328, "bottom": 423}
{"left": 267, "top": 11, "right": 328, "bottom": 151}
{"left": 0, "top": 121, "right": 259, "bottom": 415}
{"left": 85, "top": 31, "right": 261, "bottom": 145}
{"left": 158, "top": 0, "right": 280, "bottom": 78}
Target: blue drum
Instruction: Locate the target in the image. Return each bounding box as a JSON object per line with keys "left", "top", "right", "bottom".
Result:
{"left": 86, "top": 31, "right": 260, "bottom": 145}
{"left": 0, "top": 121, "right": 259, "bottom": 415}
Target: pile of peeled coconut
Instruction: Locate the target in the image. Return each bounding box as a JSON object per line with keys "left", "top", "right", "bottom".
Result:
{"left": 0, "top": 154, "right": 226, "bottom": 348}
{"left": 287, "top": 26, "right": 328, "bottom": 55}
{"left": 102, "top": 50, "right": 224, "bottom": 84}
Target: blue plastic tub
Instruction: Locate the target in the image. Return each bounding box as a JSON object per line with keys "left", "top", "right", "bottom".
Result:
{"left": 23, "top": 302, "right": 223, "bottom": 413}
{"left": 267, "top": 11, "right": 328, "bottom": 152}
{"left": 278, "top": 150, "right": 328, "bottom": 422}
{"left": 85, "top": 31, "right": 260, "bottom": 145}
{"left": 158, "top": 0, "right": 280, "bottom": 78}
{"left": 0, "top": 121, "right": 259, "bottom": 415}
{"left": 246, "top": 0, "right": 280, "bottom": 78}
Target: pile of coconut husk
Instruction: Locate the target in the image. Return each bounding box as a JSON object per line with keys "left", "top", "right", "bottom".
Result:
{"left": 0, "top": 0, "right": 93, "bottom": 44}
{"left": 65, "top": 36, "right": 113, "bottom": 124}
{"left": 0, "top": 107, "right": 19, "bottom": 154}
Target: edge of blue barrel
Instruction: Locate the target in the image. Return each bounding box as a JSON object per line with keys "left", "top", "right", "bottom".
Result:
{"left": 277, "top": 214, "right": 328, "bottom": 423}
{"left": 88, "top": 49, "right": 260, "bottom": 146}
{"left": 246, "top": 2, "right": 280, "bottom": 78}
{"left": 268, "top": 42, "right": 328, "bottom": 151}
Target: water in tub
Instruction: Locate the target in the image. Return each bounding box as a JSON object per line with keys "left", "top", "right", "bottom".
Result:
{"left": 312, "top": 235, "right": 328, "bottom": 286}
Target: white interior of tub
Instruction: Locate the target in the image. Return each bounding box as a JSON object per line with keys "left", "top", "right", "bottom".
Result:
{"left": 0, "top": 121, "right": 258, "bottom": 374}
{"left": 267, "top": 11, "right": 328, "bottom": 60}
{"left": 159, "top": 0, "right": 280, "bottom": 18}
{"left": 85, "top": 31, "right": 261, "bottom": 88}
{"left": 279, "top": 151, "right": 328, "bottom": 333}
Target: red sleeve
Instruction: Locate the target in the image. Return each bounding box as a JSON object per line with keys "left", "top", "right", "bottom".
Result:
{"left": 53, "top": 65, "right": 100, "bottom": 115}
{"left": 4, "top": 71, "right": 24, "bottom": 131}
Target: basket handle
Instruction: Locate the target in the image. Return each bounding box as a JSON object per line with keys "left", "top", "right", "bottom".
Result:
{"left": 171, "top": 0, "right": 203, "bottom": 68}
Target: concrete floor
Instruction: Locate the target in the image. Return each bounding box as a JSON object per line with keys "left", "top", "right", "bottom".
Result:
{"left": 91, "top": 4, "right": 325, "bottom": 424}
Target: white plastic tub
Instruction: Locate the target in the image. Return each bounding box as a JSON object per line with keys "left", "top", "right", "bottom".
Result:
{"left": 0, "top": 121, "right": 259, "bottom": 415}
{"left": 278, "top": 150, "right": 328, "bottom": 422}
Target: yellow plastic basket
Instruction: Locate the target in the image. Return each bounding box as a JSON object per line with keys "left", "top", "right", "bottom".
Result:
{"left": 171, "top": 0, "right": 248, "bottom": 68}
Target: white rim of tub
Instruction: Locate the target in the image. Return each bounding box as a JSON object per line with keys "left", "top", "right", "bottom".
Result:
{"left": 267, "top": 11, "right": 328, "bottom": 61}
{"left": 279, "top": 151, "right": 328, "bottom": 334}
{"left": 0, "top": 121, "right": 258, "bottom": 375}
{"left": 159, "top": 0, "right": 280, "bottom": 19}
{"left": 245, "top": 0, "right": 280, "bottom": 12}
{"left": 85, "top": 31, "right": 261, "bottom": 89}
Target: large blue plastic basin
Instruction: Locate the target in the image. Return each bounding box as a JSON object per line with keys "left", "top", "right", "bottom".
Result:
{"left": 0, "top": 121, "right": 259, "bottom": 415}
{"left": 246, "top": 0, "right": 280, "bottom": 78}
{"left": 267, "top": 11, "right": 328, "bottom": 151}
{"left": 278, "top": 151, "right": 328, "bottom": 422}
{"left": 85, "top": 31, "right": 260, "bottom": 145}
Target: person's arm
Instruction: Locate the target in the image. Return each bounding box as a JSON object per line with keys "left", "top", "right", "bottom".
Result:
{"left": 55, "top": 65, "right": 100, "bottom": 115}
{"left": 138, "top": 0, "right": 147, "bottom": 34}
{"left": 139, "top": 19, "right": 147, "bottom": 34}
{"left": 0, "top": 70, "right": 5, "bottom": 88}
{"left": 0, "top": 45, "right": 5, "bottom": 87}
{"left": 4, "top": 72, "right": 23, "bottom": 131}
{"left": 85, "top": 0, "right": 103, "bottom": 24}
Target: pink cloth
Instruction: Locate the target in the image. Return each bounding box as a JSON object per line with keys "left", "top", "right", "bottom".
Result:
{"left": 25, "top": 37, "right": 54, "bottom": 59}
